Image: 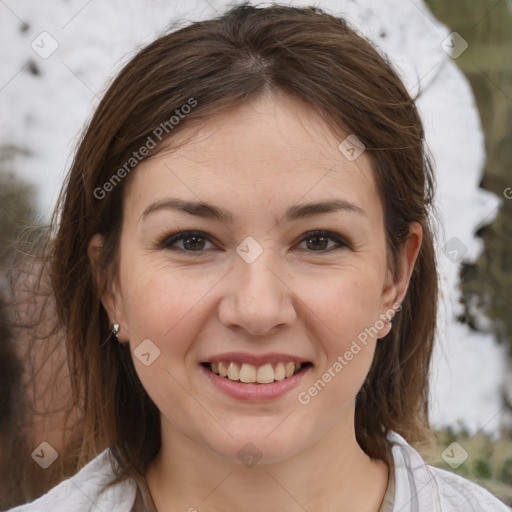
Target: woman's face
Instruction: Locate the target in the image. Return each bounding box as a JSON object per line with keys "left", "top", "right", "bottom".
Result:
{"left": 104, "top": 92, "right": 418, "bottom": 464}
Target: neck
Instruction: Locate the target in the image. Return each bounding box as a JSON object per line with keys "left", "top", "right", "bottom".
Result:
{"left": 145, "top": 405, "right": 390, "bottom": 512}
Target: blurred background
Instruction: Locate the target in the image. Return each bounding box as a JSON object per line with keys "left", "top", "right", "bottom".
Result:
{"left": 421, "top": 0, "right": 512, "bottom": 503}
{"left": 0, "top": 0, "right": 511, "bottom": 507}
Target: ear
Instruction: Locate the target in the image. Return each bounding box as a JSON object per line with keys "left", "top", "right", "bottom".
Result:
{"left": 377, "top": 222, "right": 423, "bottom": 336}
{"left": 88, "top": 233, "right": 129, "bottom": 342}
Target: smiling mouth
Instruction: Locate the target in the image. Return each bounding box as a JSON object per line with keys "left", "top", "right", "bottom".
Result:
{"left": 201, "top": 361, "right": 313, "bottom": 384}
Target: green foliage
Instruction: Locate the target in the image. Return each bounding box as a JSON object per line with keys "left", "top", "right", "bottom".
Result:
{"left": 475, "top": 458, "right": 493, "bottom": 479}
{"left": 420, "top": 426, "right": 512, "bottom": 506}
{"left": 501, "top": 458, "right": 512, "bottom": 485}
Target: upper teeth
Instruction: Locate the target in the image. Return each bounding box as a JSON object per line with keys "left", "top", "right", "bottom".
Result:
{"left": 209, "top": 361, "right": 303, "bottom": 384}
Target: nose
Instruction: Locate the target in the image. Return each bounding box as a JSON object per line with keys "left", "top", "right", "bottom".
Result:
{"left": 217, "top": 249, "right": 297, "bottom": 337}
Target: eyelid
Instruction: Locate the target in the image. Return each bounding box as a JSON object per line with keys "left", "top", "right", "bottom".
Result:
{"left": 157, "top": 229, "right": 352, "bottom": 253}
{"left": 157, "top": 230, "right": 217, "bottom": 251}
{"left": 297, "top": 230, "right": 352, "bottom": 251}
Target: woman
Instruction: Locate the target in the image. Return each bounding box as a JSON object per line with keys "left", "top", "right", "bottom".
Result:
{"left": 7, "top": 3, "right": 511, "bottom": 511}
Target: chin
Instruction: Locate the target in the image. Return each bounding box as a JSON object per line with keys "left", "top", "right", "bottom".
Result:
{"left": 203, "top": 427, "right": 309, "bottom": 467}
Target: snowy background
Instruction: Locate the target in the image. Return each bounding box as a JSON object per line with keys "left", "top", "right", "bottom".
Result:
{"left": 0, "top": 0, "right": 508, "bottom": 434}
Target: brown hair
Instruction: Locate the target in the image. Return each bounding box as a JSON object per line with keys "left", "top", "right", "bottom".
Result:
{"left": 47, "top": 2, "right": 438, "bottom": 491}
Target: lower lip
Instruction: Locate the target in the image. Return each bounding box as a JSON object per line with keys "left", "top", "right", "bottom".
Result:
{"left": 199, "top": 364, "right": 312, "bottom": 402}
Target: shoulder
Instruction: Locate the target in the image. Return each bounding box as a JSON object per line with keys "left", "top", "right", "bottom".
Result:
{"left": 386, "top": 430, "right": 512, "bottom": 511}
{"left": 5, "top": 449, "right": 137, "bottom": 512}
{"left": 427, "top": 464, "right": 511, "bottom": 510}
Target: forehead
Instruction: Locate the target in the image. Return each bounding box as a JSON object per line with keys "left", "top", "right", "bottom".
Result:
{"left": 124, "top": 92, "right": 380, "bottom": 219}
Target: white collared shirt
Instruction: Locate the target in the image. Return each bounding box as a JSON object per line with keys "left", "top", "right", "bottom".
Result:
{"left": 7, "top": 431, "right": 511, "bottom": 511}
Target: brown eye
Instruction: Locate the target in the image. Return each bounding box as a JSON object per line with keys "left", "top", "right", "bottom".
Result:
{"left": 157, "top": 229, "right": 350, "bottom": 255}
{"left": 160, "top": 231, "right": 215, "bottom": 254}
{"left": 297, "top": 230, "right": 351, "bottom": 252}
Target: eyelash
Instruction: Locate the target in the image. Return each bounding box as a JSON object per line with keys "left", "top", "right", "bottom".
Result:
{"left": 157, "top": 230, "right": 351, "bottom": 255}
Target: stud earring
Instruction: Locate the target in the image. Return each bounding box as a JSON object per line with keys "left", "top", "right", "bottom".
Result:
{"left": 112, "top": 323, "right": 120, "bottom": 338}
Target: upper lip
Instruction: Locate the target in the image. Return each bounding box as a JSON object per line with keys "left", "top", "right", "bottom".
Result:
{"left": 201, "top": 352, "right": 313, "bottom": 366}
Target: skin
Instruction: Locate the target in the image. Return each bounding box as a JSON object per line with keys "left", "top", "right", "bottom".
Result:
{"left": 89, "top": 90, "right": 422, "bottom": 511}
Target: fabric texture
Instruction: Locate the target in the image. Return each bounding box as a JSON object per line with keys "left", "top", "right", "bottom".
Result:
{"left": 6, "top": 430, "right": 511, "bottom": 512}
{"left": 377, "top": 447, "right": 395, "bottom": 512}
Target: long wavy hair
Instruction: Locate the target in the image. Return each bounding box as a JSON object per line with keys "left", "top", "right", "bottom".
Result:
{"left": 21, "top": 2, "right": 438, "bottom": 498}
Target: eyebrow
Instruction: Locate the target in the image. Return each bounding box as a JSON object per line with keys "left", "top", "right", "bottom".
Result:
{"left": 140, "top": 198, "right": 367, "bottom": 224}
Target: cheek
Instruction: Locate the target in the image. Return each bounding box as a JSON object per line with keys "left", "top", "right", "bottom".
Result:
{"left": 300, "top": 269, "right": 383, "bottom": 342}
{"left": 119, "top": 260, "right": 217, "bottom": 351}
{"left": 121, "top": 254, "right": 383, "bottom": 347}
{"left": 294, "top": 270, "right": 383, "bottom": 398}
{"left": 118, "top": 264, "right": 210, "bottom": 412}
